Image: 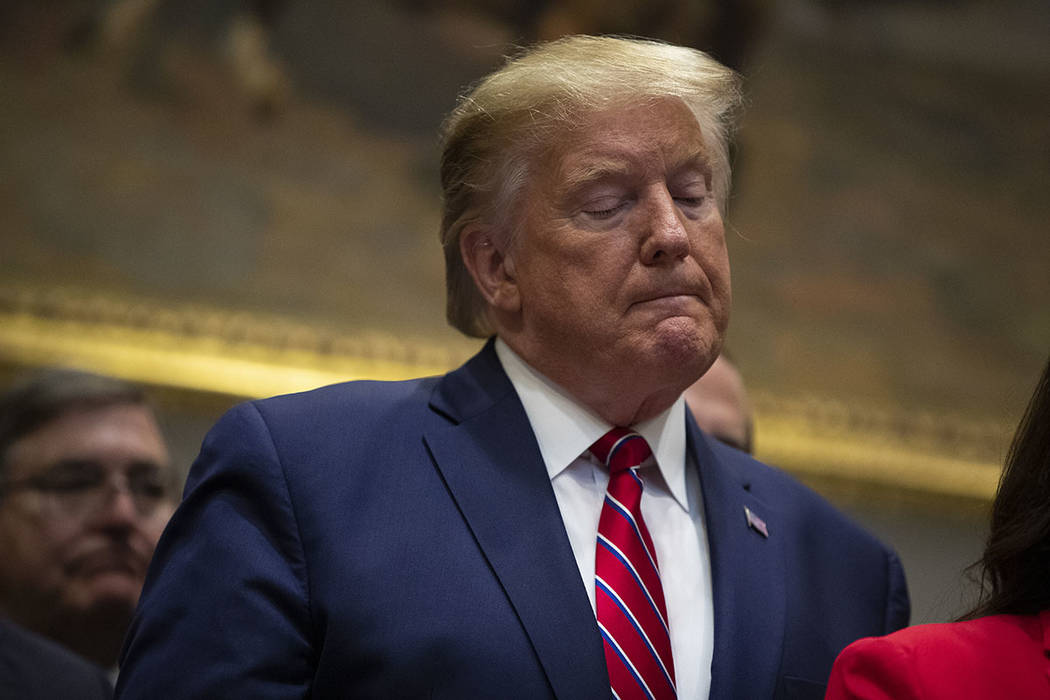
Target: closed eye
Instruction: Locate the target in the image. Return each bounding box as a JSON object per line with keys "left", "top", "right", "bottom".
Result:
{"left": 583, "top": 202, "right": 627, "bottom": 219}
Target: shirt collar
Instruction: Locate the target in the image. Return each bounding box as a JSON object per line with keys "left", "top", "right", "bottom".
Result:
{"left": 494, "top": 338, "right": 689, "bottom": 510}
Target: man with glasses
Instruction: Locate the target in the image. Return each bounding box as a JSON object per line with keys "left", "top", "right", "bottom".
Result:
{"left": 0, "top": 369, "right": 174, "bottom": 675}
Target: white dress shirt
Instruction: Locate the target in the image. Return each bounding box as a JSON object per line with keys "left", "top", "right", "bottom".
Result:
{"left": 495, "top": 339, "right": 714, "bottom": 699}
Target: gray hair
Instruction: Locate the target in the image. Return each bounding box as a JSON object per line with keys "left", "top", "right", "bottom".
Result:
{"left": 439, "top": 35, "right": 744, "bottom": 338}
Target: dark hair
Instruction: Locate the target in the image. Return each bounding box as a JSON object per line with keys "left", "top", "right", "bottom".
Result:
{"left": 0, "top": 368, "right": 148, "bottom": 483}
{"left": 963, "top": 355, "right": 1050, "bottom": 619}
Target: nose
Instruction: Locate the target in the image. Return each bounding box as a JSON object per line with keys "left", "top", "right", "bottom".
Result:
{"left": 640, "top": 187, "right": 690, "bottom": 265}
{"left": 90, "top": 477, "right": 140, "bottom": 530}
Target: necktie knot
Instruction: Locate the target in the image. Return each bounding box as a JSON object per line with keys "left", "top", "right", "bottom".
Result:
{"left": 590, "top": 427, "right": 652, "bottom": 475}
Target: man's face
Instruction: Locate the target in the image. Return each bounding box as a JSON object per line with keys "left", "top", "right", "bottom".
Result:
{"left": 0, "top": 403, "right": 172, "bottom": 630}
{"left": 503, "top": 98, "right": 731, "bottom": 418}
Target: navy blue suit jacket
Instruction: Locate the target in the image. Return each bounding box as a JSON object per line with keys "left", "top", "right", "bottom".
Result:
{"left": 117, "top": 341, "right": 908, "bottom": 699}
{"left": 0, "top": 618, "right": 113, "bottom": 699}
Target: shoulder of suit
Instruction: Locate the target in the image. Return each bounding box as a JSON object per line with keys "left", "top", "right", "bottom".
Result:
{"left": 245, "top": 375, "right": 440, "bottom": 421}
{"left": 707, "top": 438, "right": 891, "bottom": 549}
{"left": 201, "top": 377, "right": 441, "bottom": 451}
{"left": 262, "top": 375, "right": 440, "bottom": 407}
{"left": 707, "top": 438, "right": 829, "bottom": 507}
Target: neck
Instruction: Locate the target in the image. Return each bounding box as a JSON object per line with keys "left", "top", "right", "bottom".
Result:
{"left": 498, "top": 336, "right": 688, "bottom": 426}
{"left": 582, "top": 384, "right": 683, "bottom": 426}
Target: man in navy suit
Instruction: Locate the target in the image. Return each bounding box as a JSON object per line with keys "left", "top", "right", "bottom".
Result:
{"left": 117, "top": 35, "right": 908, "bottom": 699}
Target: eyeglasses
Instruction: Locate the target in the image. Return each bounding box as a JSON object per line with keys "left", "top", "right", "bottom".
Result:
{"left": 1, "top": 460, "right": 170, "bottom": 518}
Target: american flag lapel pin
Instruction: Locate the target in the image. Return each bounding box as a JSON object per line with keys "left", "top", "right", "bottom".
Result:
{"left": 744, "top": 506, "right": 769, "bottom": 538}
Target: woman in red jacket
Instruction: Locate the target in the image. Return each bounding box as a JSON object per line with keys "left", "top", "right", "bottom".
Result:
{"left": 826, "top": 356, "right": 1050, "bottom": 700}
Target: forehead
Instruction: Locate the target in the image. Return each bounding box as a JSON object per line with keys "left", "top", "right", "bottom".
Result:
{"left": 4, "top": 403, "right": 170, "bottom": 478}
{"left": 545, "top": 98, "right": 709, "bottom": 185}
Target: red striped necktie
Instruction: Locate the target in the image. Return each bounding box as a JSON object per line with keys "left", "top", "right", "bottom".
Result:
{"left": 591, "top": 427, "right": 677, "bottom": 700}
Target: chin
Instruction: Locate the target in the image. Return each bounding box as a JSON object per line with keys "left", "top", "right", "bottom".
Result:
{"left": 653, "top": 317, "right": 718, "bottom": 360}
{"left": 77, "top": 574, "right": 142, "bottom": 614}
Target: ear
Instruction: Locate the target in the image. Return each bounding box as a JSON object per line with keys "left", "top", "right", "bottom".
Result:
{"left": 460, "top": 225, "right": 521, "bottom": 314}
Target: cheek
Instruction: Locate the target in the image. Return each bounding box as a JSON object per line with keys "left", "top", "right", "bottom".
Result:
{"left": 712, "top": 253, "right": 732, "bottom": 304}
{"left": 141, "top": 511, "right": 171, "bottom": 544}
{"left": 0, "top": 519, "right": 70, "bottom": 582}
{"left": 700, "top": 226, "right": 731, "bottom": 287}
{"left": 38, "top": 520, "right": 85, "bottom": 563}
{"left": 523, "top": 242, "right": 604, "bottom": 302}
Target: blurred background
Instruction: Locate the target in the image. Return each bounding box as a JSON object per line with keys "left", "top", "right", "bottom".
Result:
{"left": 2, "top": 0, "right": 1048, "bottom": 623}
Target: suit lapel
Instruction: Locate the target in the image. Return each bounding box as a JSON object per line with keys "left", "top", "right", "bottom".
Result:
{"left": 689, "top": 419, "right": 787, "bottom": 699}
{"left": 423, "top": 342, "right": 608, "bottom": 699}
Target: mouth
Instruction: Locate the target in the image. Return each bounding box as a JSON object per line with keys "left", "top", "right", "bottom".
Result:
{"left": 630, "top": 291, "right": 702, "bottom": 309}
{"left": 67, "top": 547, "right": 146, "bottom": 579}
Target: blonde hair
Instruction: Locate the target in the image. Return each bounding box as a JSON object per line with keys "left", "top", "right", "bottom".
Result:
{"left": 440, "top": 35, "right": 744, "bottom": 338}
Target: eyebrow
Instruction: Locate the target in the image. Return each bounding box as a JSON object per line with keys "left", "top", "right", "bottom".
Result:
{"left": 43, "top": 458, "right": 104, "bottom": 474}
{"left": 560, "top": 159, "right": 633, "bottom": 191}
{"left": 42, "top": 458, "right": 166, "bottom": 475}
{"left": 670, "top": 152, "right": 713, "bottom": 181}
{"left": 560, "top": 149, "right": 712, "bottom": 192}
